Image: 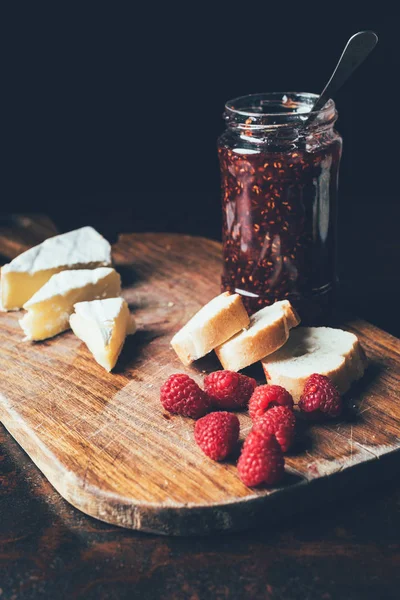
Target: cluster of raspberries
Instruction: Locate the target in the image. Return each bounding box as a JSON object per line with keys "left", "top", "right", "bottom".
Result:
{"left": 160, "top": 370, "right": 341, "bottom": 488}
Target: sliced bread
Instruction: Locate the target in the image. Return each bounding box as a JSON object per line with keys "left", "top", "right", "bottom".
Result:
{"left": 171, "top": 292, "right": 250, "bottom": 365}
{"left": 215, "top": 300, "right": 300, "bottom": 372}
{"left": 262, "top": 326, "right": 367, "bottom": 400}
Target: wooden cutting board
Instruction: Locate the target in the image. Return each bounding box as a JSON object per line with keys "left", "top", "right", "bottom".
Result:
{"left": 1, "top": 216, "right": 400, "bottom": 536}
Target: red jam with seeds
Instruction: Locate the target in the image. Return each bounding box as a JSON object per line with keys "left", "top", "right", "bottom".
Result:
{"left": 218, "top": 93, "right": 342, "bottom": 323}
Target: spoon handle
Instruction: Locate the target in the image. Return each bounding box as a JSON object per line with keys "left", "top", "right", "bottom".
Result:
{"left": 311, "top": 30, "right": 378, "bottom": 114}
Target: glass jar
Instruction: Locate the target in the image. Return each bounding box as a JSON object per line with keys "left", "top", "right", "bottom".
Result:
{"left": 218, "top": 92, "right": 342, "bottom": 324}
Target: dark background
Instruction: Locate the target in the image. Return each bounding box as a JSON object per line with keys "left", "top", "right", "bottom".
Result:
{"left": 2, "top": 7, "right": 399, "bottom": 333}
{"left": 1, "top": 11, "right": 400, "bottom": 599}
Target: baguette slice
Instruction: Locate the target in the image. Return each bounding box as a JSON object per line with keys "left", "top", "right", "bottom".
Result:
{"left": 171, "top": 292, "right": 250, "bottom": 365}
{"left": 215, "top": 300, "right": 300, "bottom": 372}
{"left": 262, "top": 326, "right": 367, "bottom": 400}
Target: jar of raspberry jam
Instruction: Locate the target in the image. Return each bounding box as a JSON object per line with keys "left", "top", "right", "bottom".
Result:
{"left": 218, "top": 92, "right": 342, "bottom": 324}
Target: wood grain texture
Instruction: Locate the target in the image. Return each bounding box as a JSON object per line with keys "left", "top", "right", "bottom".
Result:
{"left": 2, "top": 421, "right": 400, "bottom": 600}
{"left": 0, "top": 224, "right": 400, "bottom": 535}
{"left": 0, "top": 214, "right": 58, "bottom": 260}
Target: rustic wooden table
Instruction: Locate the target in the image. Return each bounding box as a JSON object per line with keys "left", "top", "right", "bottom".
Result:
{"left": 1, "top": 213, "right": 400, "bottom": 600}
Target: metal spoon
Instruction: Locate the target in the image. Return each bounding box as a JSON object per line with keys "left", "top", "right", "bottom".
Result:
{"left": 309, "top": 30, "right": 378, "bottom": 117}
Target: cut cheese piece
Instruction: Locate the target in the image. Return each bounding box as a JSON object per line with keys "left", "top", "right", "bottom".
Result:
{"left": 70, "top": 298, "right": 135, "bottom": 371}
{"left": 1, "top": 227, "right": 111, "bottom": 311}
{"left": 215, "top": 300, "right": 300, "bottom": 372}
{"left": 262, "top": 327, "right": 367, "bottom": 400}
{"left": 19, "top": 268, "right": 121, "bottom": 341}
{"left": 171, "top": 292, "right": 250, "bottom": 365}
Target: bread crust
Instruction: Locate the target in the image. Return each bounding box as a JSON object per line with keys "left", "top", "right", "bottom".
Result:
{"left": 215, "top": 300, "right": 300, "bottom": 372}
{"left": 262, "top": 327, "right": 368, "bottom": 400}
{"left": 171, "top": 292, "right": 250, "bottom": 365}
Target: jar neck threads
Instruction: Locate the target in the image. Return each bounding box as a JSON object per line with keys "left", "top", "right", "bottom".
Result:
{"left": 224, "top": 92, "right": 337, "bottom": 139}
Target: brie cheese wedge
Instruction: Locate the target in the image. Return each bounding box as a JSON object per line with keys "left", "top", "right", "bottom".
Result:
{"left": 1, "top": 227, "right": 112, "bottom": 311}
{"left": 70, "top": 297, "right": 136, "bottom": 371}
{"left": 19, "top": 268, "right": 121, "bottom": 341}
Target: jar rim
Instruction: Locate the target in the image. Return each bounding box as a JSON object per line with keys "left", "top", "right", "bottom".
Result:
{"left": 224, "top": 92, "right": 335, "bottom": 126}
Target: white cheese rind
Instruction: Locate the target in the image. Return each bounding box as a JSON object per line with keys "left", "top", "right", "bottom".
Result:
{"left": 19, "top": 268, "right": 121, "bottom": 341}
{"left": 70, "top": 297, "right": 135, "bottom": 371}
{"left": 23, "top": 268, "right": 117, "bottom": 307}
{"left": 2, "top": 227, "right": 111, "bottom": 274}
{"left": 1, "top": 227, "right": 112, "bottom": 310}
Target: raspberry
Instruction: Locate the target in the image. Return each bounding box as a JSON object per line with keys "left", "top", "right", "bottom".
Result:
{"left": 237, "top": 431, "right": 284, "bottom": 487}
{"left": 249, "top": 385, "right": 294, "bottom": 420}
{"left": 252, "top": 406, "right": 296, "bottom": 452}
{"left": 160, "top": 374, "right": 211, "bottom": 419}
{"left": 298, "top": 374, "right": 342, "bottom": 418}
{"left": 204, "top": 370, "right": 256, "bottom": 410}
{"left": 194, "top": 412, "right": 240, "bottom": 461}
